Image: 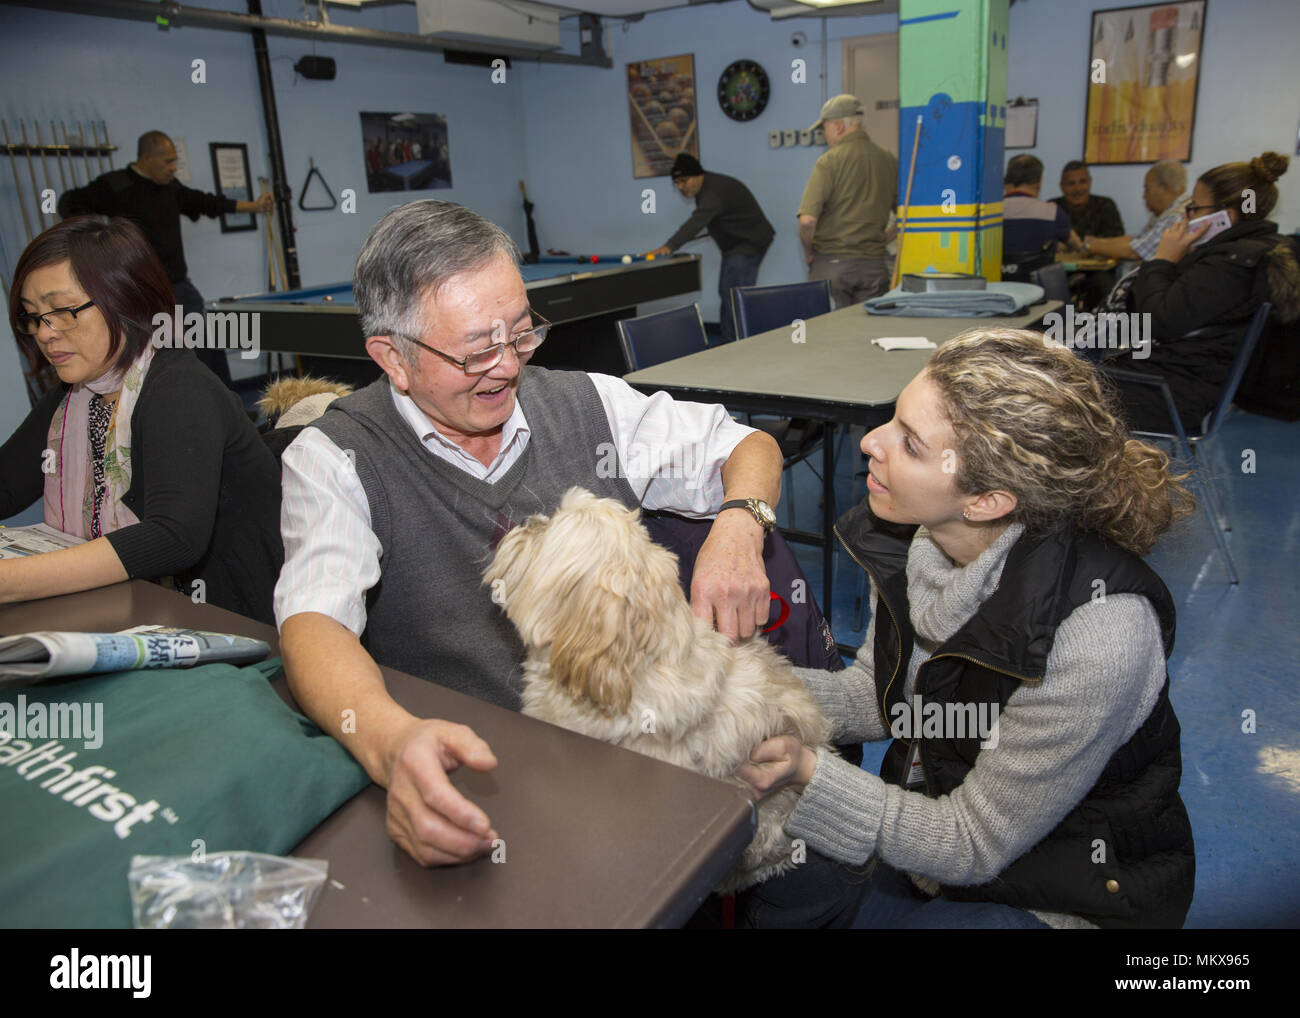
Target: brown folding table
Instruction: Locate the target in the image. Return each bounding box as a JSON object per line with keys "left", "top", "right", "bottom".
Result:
{"left": 0, "top": 581, "right": 755, "bottom": 928}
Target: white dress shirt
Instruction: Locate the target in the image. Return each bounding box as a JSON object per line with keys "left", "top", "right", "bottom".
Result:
{"left": 274, "top": 372, "right": 755, "bottom": 635}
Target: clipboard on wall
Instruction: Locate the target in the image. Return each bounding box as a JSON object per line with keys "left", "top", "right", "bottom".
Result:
{"left": 1006, "top": 98, "right": 1039, "bottom": 150}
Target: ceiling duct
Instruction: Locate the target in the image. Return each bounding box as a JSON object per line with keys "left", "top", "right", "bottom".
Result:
{"left": 415, "top": 0, "right": 562, "bottom": 51}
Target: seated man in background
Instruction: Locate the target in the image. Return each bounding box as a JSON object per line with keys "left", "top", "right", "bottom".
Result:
{"left": 275, "top": 199, "right": 865, "bottom": 926}
{"left": 1052, "top": 160, "right": 1124, "bottom": 240}
{"left": 1003, "top": 155, "right": 1081, "bottom": 263}
{"left": 1083, "top": 160, "right": 1190, "bottom": 268}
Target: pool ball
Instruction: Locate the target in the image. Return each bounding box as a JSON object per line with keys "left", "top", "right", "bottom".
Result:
{"left": 322, "top": 295, "right": 333, "bottom": 302}
{"left": 622, "top": 255, "right": 633, "bottom": 264}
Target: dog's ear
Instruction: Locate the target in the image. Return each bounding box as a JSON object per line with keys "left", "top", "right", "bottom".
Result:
{"left": 548, "top": 596, "right": 637, "bottom": 714}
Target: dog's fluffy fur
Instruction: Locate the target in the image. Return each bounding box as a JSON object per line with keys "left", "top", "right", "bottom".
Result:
{"left": 485, "top": 487, "right": 833, "bottom": 892}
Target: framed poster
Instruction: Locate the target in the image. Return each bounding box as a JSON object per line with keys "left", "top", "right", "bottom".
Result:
{"left": 361, "top": 112, "right": 452, "bottom": 193}
{"left": 627, "top": 54, "right": 699, "bottom": 179}
{"left": 1084, "top": 1, "right": 1205, "bottom": 165}
{"left": 209, "top": 143, "right": 255, "bottom": 233}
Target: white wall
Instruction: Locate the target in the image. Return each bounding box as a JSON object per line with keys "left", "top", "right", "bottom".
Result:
{"left": 1007, "top": 0, "right": 1300, "bottom": 235}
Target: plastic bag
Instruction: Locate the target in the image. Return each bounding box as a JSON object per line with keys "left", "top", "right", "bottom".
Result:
{"left": 128, "top": 851, "right": 329, "bottom": 929}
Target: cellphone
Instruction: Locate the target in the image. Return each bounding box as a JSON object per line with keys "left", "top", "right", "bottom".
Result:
{"left": 1188, "top": 209, "right": 1232, "bottom": 247}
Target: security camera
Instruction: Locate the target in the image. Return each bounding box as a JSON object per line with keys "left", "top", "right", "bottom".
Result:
{"left": 791, "top": 31, "right": 807, "bottom": 47}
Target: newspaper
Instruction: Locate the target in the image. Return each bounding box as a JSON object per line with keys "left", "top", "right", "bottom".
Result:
{"left": 0, "top": 625, "right": 271, "bottom": 685}
{"left": 0, "top": 523, "right": 85, "bottom": 559}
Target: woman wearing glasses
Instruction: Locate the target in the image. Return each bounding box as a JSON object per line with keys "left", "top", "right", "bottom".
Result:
{"left": 1, "top": 216, "right": 283, "bottom": 622}
{"left": 1098, "top": 151, "right": 1300, "bottom": 431}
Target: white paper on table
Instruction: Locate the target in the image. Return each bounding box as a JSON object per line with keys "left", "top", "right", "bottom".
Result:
{"left": 0, "top": 523, "right": 85, "bottom": 559}
{"left": 872, "top": 336, "right": 937, "bottom": 351}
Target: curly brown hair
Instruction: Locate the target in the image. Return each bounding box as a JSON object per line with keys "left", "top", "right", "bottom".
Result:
{"left": 924, "top": 328, "right": 1195, "bottom": 556}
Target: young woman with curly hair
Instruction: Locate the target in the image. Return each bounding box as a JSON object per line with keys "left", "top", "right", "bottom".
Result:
{"left": 739, "top": 328, "right": 1197, "bottom": 929}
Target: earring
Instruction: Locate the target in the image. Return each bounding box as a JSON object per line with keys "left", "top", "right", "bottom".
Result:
{"left": 962, "top": 507, "right": 971, "bottom": 521}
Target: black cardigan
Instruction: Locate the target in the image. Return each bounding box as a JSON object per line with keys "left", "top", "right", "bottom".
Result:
{"left": 0, "top": 350, "right": 283, "bottom": 623}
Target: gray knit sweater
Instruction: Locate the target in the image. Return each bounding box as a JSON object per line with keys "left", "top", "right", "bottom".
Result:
{"left": 792, "top": 523, "right": 1167, "bottom": 929}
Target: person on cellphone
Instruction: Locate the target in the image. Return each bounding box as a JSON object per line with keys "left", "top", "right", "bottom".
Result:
{"left": 739, "top": 329, "right": 1197, "bottom": 928}
{"left": 0, "top": 216, "right": 283, "bottom": 619}
{"left": 1096, "top": 152, "right": 1300, "bottom": 431}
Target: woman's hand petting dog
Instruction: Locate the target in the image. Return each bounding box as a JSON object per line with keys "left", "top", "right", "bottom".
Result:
{"left": 384, "top": 718, "right": 500, "bottom": 867}
{"left": 690, "top": 508, "right": 770, "bottom": 640}
{"left": 737, "top": 734, "right": 819, "bottom": 795}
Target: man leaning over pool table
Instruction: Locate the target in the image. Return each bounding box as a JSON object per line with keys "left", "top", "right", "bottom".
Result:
{"left": 274, "top": 200, "right": 825, "bottom": 898}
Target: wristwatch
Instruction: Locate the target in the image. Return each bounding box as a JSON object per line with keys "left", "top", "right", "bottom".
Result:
{"left": 719, "top": 498, "right": 777, "bottom": 532}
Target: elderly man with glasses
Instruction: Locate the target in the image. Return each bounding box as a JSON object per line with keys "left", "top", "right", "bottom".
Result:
{"left": 274, "top": 199, "right": 791, "bottom": 872}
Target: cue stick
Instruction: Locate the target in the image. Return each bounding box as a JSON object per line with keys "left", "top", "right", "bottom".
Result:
{"left": 890, "top": 113, "right": 923, "bottom": 291}
{"left": 91, "top": 121, "right": 106, "bottom": 176}
{"left": 519, "top": 180, "right": 540, "bottom": 264}
{"left": 50, "top": 121, "right": 67, "bottom": 192}
{"left": 259, "top": 177, "right": 275, "bottom": 289}
{"left": 60, "top": 122, "right": 79, "bottom": 187}
{"left": 263, "top": 180, "right": 288, "bottom": 290}
{"left": 2, "top": 121, "right": 33, "bottom": 241}
{"left": 34, "top": 122, "right": 55, "bottom": 222}
{"left": 102, "top": 121, "right": 116, "bottom": 169}
{"left": 78, "top": 123, "right": 94, "bottom": 183}
{"left": 19, "top": 121, "right": 47, "bottom": 231}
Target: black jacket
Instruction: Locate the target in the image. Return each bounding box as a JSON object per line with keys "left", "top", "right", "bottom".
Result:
{"left": 1119, "top": 219, "right": 1290, "bottom": 423}
{"left": 0, "top": 350, "right": 283, "bottom": 624}
{"left": 57, "top": 168, "right": 235, "bottom": 283}
{"left": 837, "top": 500, "right": 1195, "bottom": 928}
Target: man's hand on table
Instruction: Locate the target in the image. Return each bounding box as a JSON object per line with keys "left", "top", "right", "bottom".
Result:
{"left": 384, "top": 718, "right": 500, "bottom": 867}
{"left": 690, "top": 508, "right": 770, "bottom": 641}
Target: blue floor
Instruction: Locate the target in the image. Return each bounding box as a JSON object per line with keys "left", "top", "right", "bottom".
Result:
{"left": 784, "top": 409, "right": 1300, "bottom": 929}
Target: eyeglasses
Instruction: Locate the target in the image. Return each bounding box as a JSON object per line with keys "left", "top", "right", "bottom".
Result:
{"left": 402, "top": 310, "right": 551, "bottom": 374}
{"left": 1184, "top": 202, "right": 1225, "bottom": 218}
{"left": 16, "top": 299, "right": 96, "bottom": 334}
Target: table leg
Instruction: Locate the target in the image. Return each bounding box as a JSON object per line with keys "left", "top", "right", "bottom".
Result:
{"left": 822, "top": 420, "right": 836, "bottom": 619}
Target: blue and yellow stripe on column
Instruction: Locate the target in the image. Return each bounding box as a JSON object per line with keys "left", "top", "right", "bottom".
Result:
{"left": 897, "top": 0, "right": 1008, "bottom": 280}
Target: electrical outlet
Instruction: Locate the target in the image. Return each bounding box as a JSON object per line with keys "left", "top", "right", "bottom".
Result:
{"left": 782, "top": 128, "right": 797, "bottom": 146}
{"left": 769, "top": 130, "right": 783, "bottom": 148}
{"left": 799, "top": 128, "right": 813, "bottom": 146}
{"left": 813, "top": 127, "right": 826, "bottom": 145}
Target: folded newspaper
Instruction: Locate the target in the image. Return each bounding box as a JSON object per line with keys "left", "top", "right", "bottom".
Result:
{"left": 0, "top": 626, "right": 271, "bottom": 685}
{"left": 0, "top": 523, "right": 85, "bottom": 559}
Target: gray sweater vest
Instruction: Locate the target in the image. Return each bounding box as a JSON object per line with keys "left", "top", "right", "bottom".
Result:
{"left": 311, "top": 367, "right": 639, "bottom": 709}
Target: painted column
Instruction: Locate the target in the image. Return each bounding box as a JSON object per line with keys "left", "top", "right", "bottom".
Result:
{"left": 896, "top": 0, "right": 1008, "bottom": 281}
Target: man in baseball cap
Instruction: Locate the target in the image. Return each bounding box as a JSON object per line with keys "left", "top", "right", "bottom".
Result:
{"left": 798, "top": 94, "right": 898, "bottom": 306}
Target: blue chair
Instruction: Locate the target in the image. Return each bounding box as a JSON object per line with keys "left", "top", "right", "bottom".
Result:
{"left": 729, "top": 281, "right": 834, "bottom": 530}
{"left": 730, "top": 280, "right": 833, "bottom": 340}
{"left": 1031, "top": 262, "right": 1070, "bottom": 303}
{"left": 1105, "top": 302, "right": 1272, "bottom": 585}
{"left": 616, "top": 303, "right": 709, "bottom": 372}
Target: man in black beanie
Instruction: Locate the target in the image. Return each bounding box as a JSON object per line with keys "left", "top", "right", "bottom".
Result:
{"left": 646, "top": 154, "right": 775, "bottom": 342}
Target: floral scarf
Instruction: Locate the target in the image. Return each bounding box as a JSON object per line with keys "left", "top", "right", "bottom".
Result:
{"left": 43, "top": 345, "right": 156, "bottom": 539}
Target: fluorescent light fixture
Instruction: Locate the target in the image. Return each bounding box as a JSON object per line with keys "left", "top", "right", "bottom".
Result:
{"left": 797, "top": 0, "right": 884, "bottom": 7}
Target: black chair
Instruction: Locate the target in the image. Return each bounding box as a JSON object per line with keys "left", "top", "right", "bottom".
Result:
{"left": 729, "top": 281, "right": 834, "bottom": 529}
{"left": 1002, "top": 240, "right": 1057, "bottom": 283}
{"left": 1106, "top": 302, "right": 1272, "bottom": 585}
{"left": 616, "top": 303, "right": 709, "bottom": 372}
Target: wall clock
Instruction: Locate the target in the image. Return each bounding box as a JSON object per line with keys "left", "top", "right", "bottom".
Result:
{"left": 717, "top": 60, "right": 770, "bottom": 122}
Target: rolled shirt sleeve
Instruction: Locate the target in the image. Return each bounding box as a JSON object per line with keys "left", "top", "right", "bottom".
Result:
{"left": 274, "top": 428, "right": 382, "bottom": 635}
{"left": 587, "top": 372, "right": 755, "bottom": 517}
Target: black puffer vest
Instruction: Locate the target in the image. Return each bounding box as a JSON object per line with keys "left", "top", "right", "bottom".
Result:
{"left": 837, "top": 500, "right": 1195, "bottom": 928}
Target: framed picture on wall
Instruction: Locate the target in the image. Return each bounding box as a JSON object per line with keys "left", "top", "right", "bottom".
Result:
{"left": 627, "top": 54, "right": 699, "bottom": 179}
{"left": 1084, "top": 1, "right": 1205, "bottom": 165}
{"left": 360, "top": 112, "right": 452, "bottom": 193}
{"left": 209, "top": 143, "right": 255, "bottom": 233}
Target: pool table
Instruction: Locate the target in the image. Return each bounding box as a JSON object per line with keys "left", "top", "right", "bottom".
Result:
{"left": 209, "top": 253, "right": 701, "bottom": 376}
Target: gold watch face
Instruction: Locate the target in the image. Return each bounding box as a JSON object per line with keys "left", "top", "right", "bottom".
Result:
{"left": 751, "top": 499, "right": 777, "bottom": 526}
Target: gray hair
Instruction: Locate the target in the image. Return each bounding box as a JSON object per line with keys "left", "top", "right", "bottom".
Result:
{"left": 834, "top": 115, "right": 863, "bottom": 131}
{"left": 354, "top": 200, "right": 520, "bottom": 359}
{"left": 1148, "top": 159, "right": 1187, "bottom": 195}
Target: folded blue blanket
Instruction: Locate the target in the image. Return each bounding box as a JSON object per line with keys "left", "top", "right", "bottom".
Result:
{"left": 864, "top": 281, "right": 1045, "bottom": 317}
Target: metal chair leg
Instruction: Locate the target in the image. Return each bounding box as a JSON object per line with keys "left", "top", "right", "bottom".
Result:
{"left": 1192, "top": 466, "right": 1239, "bottom": 584}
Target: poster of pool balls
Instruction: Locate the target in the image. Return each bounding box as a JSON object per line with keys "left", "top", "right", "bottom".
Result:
{"left": 627, "top": 55, "right": 699, "bottom": 179}
{"left": 361, "top": 112, "right": 452, "bottom": 193}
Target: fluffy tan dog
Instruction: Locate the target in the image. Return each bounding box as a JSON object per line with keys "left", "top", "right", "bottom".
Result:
{"left": 484, "top": 487, "right": 834, "bottom": 893}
